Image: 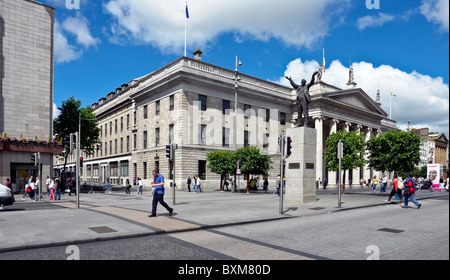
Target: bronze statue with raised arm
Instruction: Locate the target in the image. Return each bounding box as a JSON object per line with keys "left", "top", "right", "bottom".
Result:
{"left": 285, "top": 71, "right": 318, "bottom": 127}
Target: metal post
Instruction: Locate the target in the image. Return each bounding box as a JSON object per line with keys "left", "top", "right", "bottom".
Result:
{"left": 338, "top": 139, "right": 343, "bottom": 208}
{"left": 38, "top": 152, "right": 42, "bottom": 201}
{"left": 279, "top": 134, "right": 285, "bottom": 214}
{"left": 172, "top": 143, "right": 176, "bottom": 206}
{"left": 76, "top": 112, "right": 81, "bottom": 209}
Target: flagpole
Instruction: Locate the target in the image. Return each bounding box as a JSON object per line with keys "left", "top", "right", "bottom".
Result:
{"left": 184, "top": 1, "right": 188, "bottom": 57}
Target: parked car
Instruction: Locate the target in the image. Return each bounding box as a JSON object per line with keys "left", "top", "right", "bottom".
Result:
{"left": 0, "top": 184, "right": 15, "bottom": 207}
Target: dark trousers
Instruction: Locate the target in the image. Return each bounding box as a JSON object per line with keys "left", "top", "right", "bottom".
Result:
{"left": 152, "top": 193, "right": 173, "bottom": 216}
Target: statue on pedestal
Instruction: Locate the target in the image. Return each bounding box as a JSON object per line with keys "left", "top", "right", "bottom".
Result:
{"left": 285, "top": 71, "right": 319, "bottom": 127}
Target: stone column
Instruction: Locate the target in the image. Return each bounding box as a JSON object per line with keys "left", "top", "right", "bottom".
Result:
{"left": 328, "top": 119, "right": 339, "bottom": 187}
{"left": 363, "top": 128, "right": 373, "bottom": 182}
{"left": 314, "top": 117, "right": 325, "bottom": 188}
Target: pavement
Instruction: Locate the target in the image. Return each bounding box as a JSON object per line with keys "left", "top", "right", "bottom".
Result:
{"left": 0, "top": 185, "right": 448, "bottom": 253}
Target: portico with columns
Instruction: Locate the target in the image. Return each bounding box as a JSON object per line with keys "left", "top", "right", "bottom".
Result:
{"left": 294, "top": 79, "right": 397, "bottom": 188}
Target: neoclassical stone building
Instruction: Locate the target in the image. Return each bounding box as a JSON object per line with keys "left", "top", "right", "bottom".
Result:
{"left": 55, "top": 52, "right": 396, "bottom": 190}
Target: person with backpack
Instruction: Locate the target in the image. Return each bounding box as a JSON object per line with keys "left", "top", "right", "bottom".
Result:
{"left": 403, "top": 174, "right": 421, "bottom": 209}
{"left": 385, "top": 174, "right": 403, "bottom": 205}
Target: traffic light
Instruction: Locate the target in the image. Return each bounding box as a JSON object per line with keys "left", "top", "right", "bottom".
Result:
{"left": 286, "top": 136, "right": 292, "bottom": 158}
{"left": 166, "top": 145, "right": 173, "bottom": 161}
{"left": 31, "top": 153, "right": 36, "bottom": 165}
{"left": 80, "top": 157, "right": 83, "bottom": 167}
{"left": 64, "top": 135, "right": 73, "bottom": 153}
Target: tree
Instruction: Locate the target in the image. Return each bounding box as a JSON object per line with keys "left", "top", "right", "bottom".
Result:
{"left": 206, "top": 146, "right": 272, "bottom": 193}
{"left": 324, "top": 131, "right": 366, "bottom": 193}
{"left": 206, "top": 150, "right": 236, "bottom": 191}
{"left": 53, "top": 97, "right": 100, "bottom": 176}
{"left": 235, "top": 146, "right": 272, "bottom": 193}
{"left": 366, "top": 129, "right": 420, "bottom": 175}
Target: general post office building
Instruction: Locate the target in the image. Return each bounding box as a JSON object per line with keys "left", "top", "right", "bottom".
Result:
{"left": 54, "top": 51, "right": 396, "bottom": 190}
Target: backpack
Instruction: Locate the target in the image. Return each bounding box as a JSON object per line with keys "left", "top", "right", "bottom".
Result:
{"left": 397, "top": 179, "right": 404, "bottom": 190}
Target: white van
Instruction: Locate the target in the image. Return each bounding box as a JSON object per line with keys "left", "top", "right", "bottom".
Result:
{"left": 0, "top": 184, "right": 15, "bottom": 207}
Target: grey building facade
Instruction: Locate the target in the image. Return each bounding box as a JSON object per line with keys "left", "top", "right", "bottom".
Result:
{"left": 0, "top": 0, "right": 56, "bottom": 192}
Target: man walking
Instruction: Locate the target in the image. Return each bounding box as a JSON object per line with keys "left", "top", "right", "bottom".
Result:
{"left": 149, "top": 169, "right": 174, "bottom": 217}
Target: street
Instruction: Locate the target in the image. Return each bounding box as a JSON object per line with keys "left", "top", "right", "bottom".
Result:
{"left": 0, "top": 188, "right": 448, "bottom": 260}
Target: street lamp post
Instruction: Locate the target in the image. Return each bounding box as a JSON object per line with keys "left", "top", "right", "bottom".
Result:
{"left": 234, "top": 56, "right": 242, "bottom": 193}
{"left": 76, "top": 113, "right": 97, "bottom": 209}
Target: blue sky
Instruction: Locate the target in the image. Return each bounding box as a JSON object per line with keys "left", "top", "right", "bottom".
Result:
{"left": 41, "top": 0, "right": 449, "bottom": 136}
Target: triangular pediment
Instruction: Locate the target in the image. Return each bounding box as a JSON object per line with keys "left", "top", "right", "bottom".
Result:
{"left": 313, "top": 87, "right": 388, "bottom": 117}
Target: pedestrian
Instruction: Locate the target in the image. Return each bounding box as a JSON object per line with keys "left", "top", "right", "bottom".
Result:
{"left": 323, "top": 178, "right": 328, "bottom": 189}
{"left": 274, "top": 175, "right": 281, "bottom": 196}
{"left": 34, "top": 176, "right": 41, "bottom": 201}
{"left": 186, "top": 176, "right": 191, "bottom": 192}
{"left": 381, "top": 174, "right": 387, "bottom": 193}
{"left": 403, "top": 174, "right": 421, "bottom": 209}
{"left": 45, "top": 176, "right": 51, "bottom": 197}
{"left": 5, "top": 178, "right": 12, "bottom": 190}
{"left": 125, "top": 178, "right": 131, "bottom": 194}
{"left": 137, "top": 177, "right": 143, "bottom": 194}
{"left": 372, "top": 175, "right": 378, "bottom": 191}
{"left": 263, "top": 177, "right": 269, "bottom": 193}
{"left": 196, "top": 175, "right": 203, "bottom": 193}
{"left": 48, "top": 178, "right": 56, "bottom": 200}
{"left": 385, "top": 174, "right": 403, "bottom": 205}
{"left": 55, "top": 178, "right": 61, "bottom": 200}
{"left": 192, "top": 176, "right": 197, "bottom": 192}
{"left": 149, "top": 169, "right": 173, "bottom": 217}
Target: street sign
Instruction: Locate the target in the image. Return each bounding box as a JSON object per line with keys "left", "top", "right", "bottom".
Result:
{"left": 236, "top": 169, "right": 241, "bottom": 175}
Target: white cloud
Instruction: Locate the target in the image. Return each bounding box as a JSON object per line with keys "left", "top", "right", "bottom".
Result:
{"left": 62, "top": 16, "right": 100, "bottom": 48}
{"left": 420, "top": 0, "right": 449, "bottom": 32}
{"left": 103, "top": 0, "right": 350, "bottom": 53}
{"left": 54, "top": 16, "right": 100, "bottom": 64}
{"left": 278, "top": 58, "right": 450, "bottom": 136}
{"left": 54, "top": 21, "right": 82, "bottom": 64}
{"left": 356, "top": 13, "right": 395, "bottom": 31}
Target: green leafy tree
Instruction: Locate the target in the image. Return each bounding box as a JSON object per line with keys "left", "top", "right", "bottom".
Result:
{"left": 366, "top": 129, "right": 420, "bottom": 175}
{"left": 235, "top": 146, "right": 272, "bottom": 193}
{"left": 53, "top": 97, "right": 100, "bottom": 174}
{"left": 206, "top": 150, "right": 236, "bottom": 191}
{"left": 324, "top": 131, "right": 366, "bottom": 193}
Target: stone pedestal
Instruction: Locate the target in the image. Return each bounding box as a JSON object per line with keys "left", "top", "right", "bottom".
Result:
{"left": 285, "top": 127, "right": 317, "bottom": 204}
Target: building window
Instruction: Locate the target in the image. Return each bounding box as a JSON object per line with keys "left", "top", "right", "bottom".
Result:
{"left": 121, "top": 161, "right": 129, "bottom": 176}
{"left": 170, "top": 95, "right": 175, "bottom": 111}
{"left": 143, "top": 131, "right": 148, "bottom": 149}
{"left": 155, "top": 128, "right": 160, "bottom": 147}
{"left": 263, "top": 134, "right": 269, "bottom": 149}
{"left": 120, "top": 137, "right": 123, "bottom": 153}
{"left": 143, "top": 162, "right": 147, "bottom": 179}
{"left": 104, "top": 142, "right": 107, "bottom": 155}
{"left": 199, "top": 124, "right": 206, "bottom": 145}
{"left": 222, "top": 100, "right": 230, "bottom": 115}
{"left": 110, "top": 122, "right": 112, "bottom": 135}
{"left": 169, "top": 124, "right": 174, "bottom": 143}
{"left": 199, "top": 95, "right": 207, "bottom": 111}
{"left": 198, "top": 160, "right": 206, "bottom": 180}
{"left": 105, "top": 124, "right": 107, "bottom": 136}
{"left": 222, "top": 127, "right": 230, "bottom": 147}
{"left": 115, "top": 139, "right": 118, "bottom": 154}
{"left": 156, "top": 100, "right": 160, "bottom": 115}
{"left": 110, "top": 141, "right": 112, "bottom": 155}
{"left": 244, "top": 104, "right": 251, "bottom": 119}
{"left": 244, "top": 130, "right": 250, "bottom": 147}
{"left": 115, "top": 119, "right": 118, "bottom": 134}
{"left": 121, "top": 117, "right": 123, "bottom": 131}
{"left": 280, "top": 112, "right": 286, "bottom": 125}
{"left": 133, "top": 134, "right": 137, "bottom": 150}
{"left": 265, "top": 109, "right": 270, "bottom": 122}
{"left": 127, "top": 114, "right": 130, "bottom": 129}
{"left": 134, "top": 111, "right": 137, "bottom": 126}
{"left": 144, "top": 105, "right": 148, "bottom": 119}
{"left": 127, "top": 136, "right": 130, "bottom": 152}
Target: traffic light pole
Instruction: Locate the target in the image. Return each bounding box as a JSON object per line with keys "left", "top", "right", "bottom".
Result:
{"left": 279, "top": 134, "right": 285, "bottom": 215}
{"left": 76, "top": 131, "right": 80, "bottom": 209}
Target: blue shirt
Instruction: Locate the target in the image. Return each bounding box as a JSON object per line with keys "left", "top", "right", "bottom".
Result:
{"left": 154, "top": 174, "right": 165, "bottom": 194}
